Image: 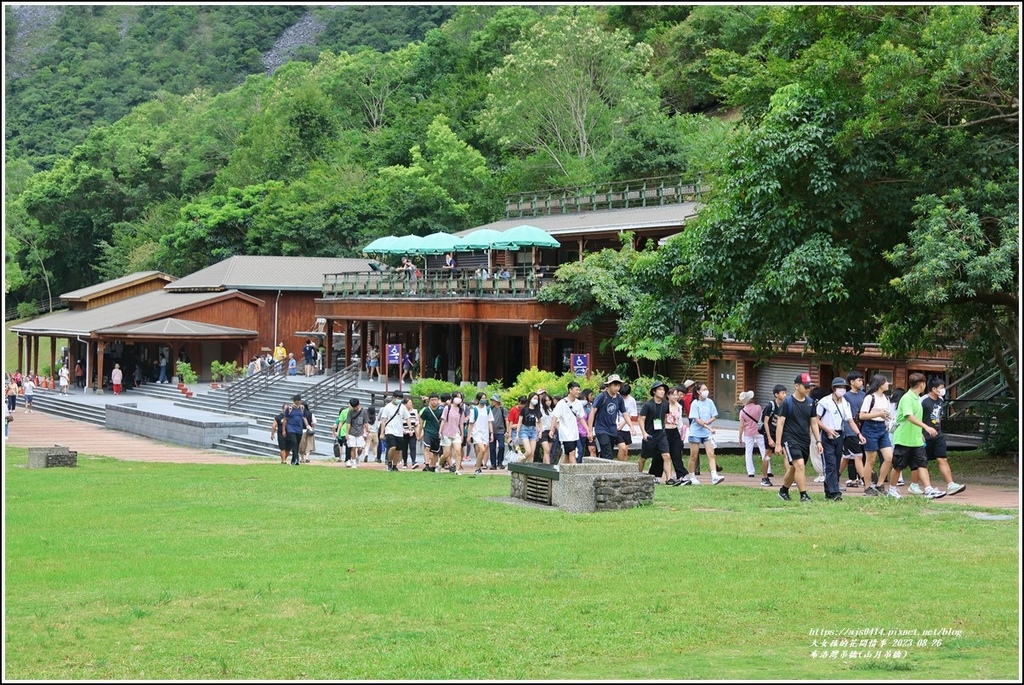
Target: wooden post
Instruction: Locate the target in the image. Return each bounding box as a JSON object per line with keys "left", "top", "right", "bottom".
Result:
{"left": 325, "top": 319, "right": 334, "bottom": 373}
{"left": 32, "top": 335, "right": 40, "bottom": 376}
{"left": 418, "top": 321, "right": 426, "bottom": 384}
{"left": 478, "top": 323, "right": 488, "bottom": 384}
{"left": 461, "top": 322, "right": 471, "bottom": 385}
{"left": 344, "top": 319, "right": 352, "bottom": 374}
{"left": 528, "top": 326, "right": 540, "bottom": 371}
{"left": 95, "top": 339, "right": 105, "bottom": 394}
{"left": 50, "top": 337, "right": 57, "bottom": 380}
{"left": 17, "top": 335, "right": 24, "bottom": 375}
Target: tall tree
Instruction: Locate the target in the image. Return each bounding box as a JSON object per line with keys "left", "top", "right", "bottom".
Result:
{"left": 479, "top": 6, "right": 658, "bottom": 180}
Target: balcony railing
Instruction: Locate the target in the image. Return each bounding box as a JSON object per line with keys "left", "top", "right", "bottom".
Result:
{"left": 322, "top": 267, "right": 553, "bottom": 300}
{"left": 504, "top": 175, "right": 708, "bottom": 218}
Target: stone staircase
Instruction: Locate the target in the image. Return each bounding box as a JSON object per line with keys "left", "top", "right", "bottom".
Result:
{"left": 129, "top": 376, "right": 388, "bottom": 459}
{"left": 12, "top": 389, "right": 106, "bottom": 426}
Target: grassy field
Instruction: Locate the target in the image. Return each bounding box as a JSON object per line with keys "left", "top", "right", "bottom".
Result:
{"left": 4, "top": 447, "right": 1019, "bottom": 680}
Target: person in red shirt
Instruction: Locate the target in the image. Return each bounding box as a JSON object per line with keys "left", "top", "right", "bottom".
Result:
{"left": 507, "top": 396, "right": 526, "bottom": 460}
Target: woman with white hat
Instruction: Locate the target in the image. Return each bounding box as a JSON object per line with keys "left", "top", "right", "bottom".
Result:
{"left": 738, "top": 390, "right": 766, "bottom": 479}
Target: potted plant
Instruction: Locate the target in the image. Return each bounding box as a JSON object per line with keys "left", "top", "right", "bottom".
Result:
{"left": 176, "top": 360, "right": 198, "bottom": 396}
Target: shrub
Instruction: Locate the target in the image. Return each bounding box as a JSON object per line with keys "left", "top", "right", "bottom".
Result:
{"left": 410, "top": 378, "right": 460, "bottom": 399}
{"left": 16, "top": 301, "right": 37, "bottom": 319}
{"left": 175, "top": 360, "right": 198, "bottom": 385}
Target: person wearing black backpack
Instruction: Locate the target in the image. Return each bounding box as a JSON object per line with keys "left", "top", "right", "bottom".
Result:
{"left": 759, "top": 384, "right": 787, "bottom": 486}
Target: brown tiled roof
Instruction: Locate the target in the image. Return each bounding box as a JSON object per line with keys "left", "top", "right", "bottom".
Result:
{"left": 9, "top": 290, "right": 263, "bottom": 336}
{"left": 164, "top": 256, "right": 376, "bottom": 292}
{"left": 60, "top": 271, "right": 175, "bottom": 301}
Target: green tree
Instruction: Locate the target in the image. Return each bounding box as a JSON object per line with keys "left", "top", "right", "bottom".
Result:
{"left": 479, "top": 6, "right": 658, "bottom": 180}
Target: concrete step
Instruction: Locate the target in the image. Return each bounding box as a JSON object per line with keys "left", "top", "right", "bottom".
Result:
{"left": 14, "top": 392, "right": 106, "bottom": 426}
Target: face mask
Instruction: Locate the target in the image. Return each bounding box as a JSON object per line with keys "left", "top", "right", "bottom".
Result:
{"left": 530, "top": 398, "right": 539, "bottom": 407}
{"left": 937, "top": 388, "right": 946, "bottom": 398}
{"left": 834, "top": 388, "right": 846, "bottom": 398}
{"left": 699, "top": 390, "right": 709, "bottom": 399}
{"left": 479, "top": 399, "right": 486, "bottom": 405}
{"left": 453, "top": 397, "right": 461, "bottom": 406}
{"left": 393, "top": 399, "right": 401, "bottom": 405}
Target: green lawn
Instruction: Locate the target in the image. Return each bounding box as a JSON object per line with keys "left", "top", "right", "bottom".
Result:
{"left": 4, "top": 447, "right": 1018, "bottom": 680}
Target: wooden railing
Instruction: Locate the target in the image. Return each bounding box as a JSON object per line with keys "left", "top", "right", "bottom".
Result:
{"left": 302, "top": 362, "right": 361, "bottom": 413}
{"left": 227, "top": 363, "right": 286, "bottom": 408}
{"left": 504, "top": 175, "right": 708, "bottom": 218}
{"left": 322, "top": 267, "right": 553, "bottom": 300}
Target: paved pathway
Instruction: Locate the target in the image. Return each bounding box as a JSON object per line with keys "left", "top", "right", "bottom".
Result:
{"left": 5, "top": 408, "right": 1017, "bottom": 509}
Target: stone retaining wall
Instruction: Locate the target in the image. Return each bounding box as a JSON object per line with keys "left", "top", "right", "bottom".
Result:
{"left": 593, "top": 474, "right": 655, "bottom": 511}
{"left": 27, "top": 445, "right": 78, "bottom": 468}
{"left": 509, "top": 457, "right": 655, "bottom": 513}
{"left": 105, "top": 403, "right": 251, "bottom": 449}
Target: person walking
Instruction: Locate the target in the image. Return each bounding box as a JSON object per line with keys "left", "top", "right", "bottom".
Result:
{"left": 111, "top": 363, "right": 123, "bottom": 395}
{"left": 638, "top": 381, "right": 672, "bottom": 484}
{"left": 516, "top": 392, "right": 542, "bottom": 464}
{"left": 284, "top": 395, "right": 309, "bottom": 465}
{"left": 815, "top": 378, "right": 865, "bottom": 501}
{"left": 589, "top": 375, "right": 629, "bottom": 461}
{"left": 617, "top": 383, "right": 639, "bottom": 461}
{"left": 22, "top": 374, "right": 36, "bottom": 413}
{"left": 418, "top": 393, "right": 444, "bottom": 471}
{"left": 775, "top": 373, "right": 819, "bottom": 502}
{"left": 58, "top": 364, "right": 70, "bottom": 395}
{"left": 379, "top": 391, "right": 412, "bottom": 472}
{"left": 859, "top": 374, "right": 896, "bottom": 497}
{"left": 468, "top": 392, "right": 494, "bottom": 475}
{"left": 273, "top": 342, "right": 287, "bottom": 375}
{"left": 840, "top": 370, "right": 868, "bottom": 488}
{"left": 270, "top": 403, "right": 289, "bottom": 464}
{"left": 302, "top": 339, "right": 317, "bottom": 377}
{"left": 346, "top": 398, "right": 368, "bottom": 467}
{"left": 401, "top": 397, "right": 420, "bottom": 469}
{"left": 6, "top": 376, "right": 19, "bottom": 413}
{"left": 889, "top": 373, "right": 947, "bottom": 499}
{"left": 912, "top": 377, "right": 966, "bottom": 496}
{"left": 367, "top": 346, "right": 380, "bottom": 381}
{"left": 688, "top": 382, "right": 724, "bottom": 484}
{"left": 299, "top": 402, "right": 317, "bottom": 463}
{"left": 157, "top": 354, "right": 169, "bottom": 384}
{"left": 760, "top": 384, "right": 787, "bottom": 485}
{"left": 738, "top": 390, "right": 766, "bottom": 479}
{"left": 549, "top": 382, "right": 583, "bottom": 466}
{"left": 489, "top": 394, "right": 508, "bottom": 470}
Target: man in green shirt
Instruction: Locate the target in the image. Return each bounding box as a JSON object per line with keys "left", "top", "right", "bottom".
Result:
{"left": 332, "top": 406, "right": 350, "bottom": 463}
{"left": 890, "top": 373, "right": 945, "bottom": 499}
{"left": 418, "top": 393, "right": 444, "bottom": 472}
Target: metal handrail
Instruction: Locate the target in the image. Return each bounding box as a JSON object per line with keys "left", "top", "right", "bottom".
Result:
{"left": 302, "top": 362, "right": 361, "bottom": 413}
{"left": 503, "top": 175, "right": 708, "bottom": 218}
{"left": 322, "top": 268, "right": 552, "bottom": 299}
{"left": 227, "top": 364, "right": 286, "bottom": 408}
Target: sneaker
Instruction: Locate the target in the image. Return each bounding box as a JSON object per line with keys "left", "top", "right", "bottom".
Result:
{"left": 887, "top": 486, "right": 902, "bottom": 499}
{"left": 449, "top": 466, "right": 456, "bottom": 474}
{"left": 813, "top": 475, "right": 826, "bottom": 483}
{"left": 767, "top": 471, "right": 774, "bottom": 478}
{"left": 688, "top": 476, "right": 700, "bottom": 485}
{"left": 412, "top": 463, "right": 421, "bottom": 470}
{"left": 800, "top": 492, "right": 812, "bottom": 502}
{"left": 474, "top": 468, "right": 483, "bottom": 475}
{"left": 896, "top": 476, "right": 905, "bottom": 486}
{"left": 845, "top": 479, "right": 857, "bottom": 487}
{"left": 826, "top": 494, "right": 842, "bottom": 502}
{"left": 711, "top": 473, "right": 725, "bottom": 485}
{"left": 839, "top": 483, "right": 847, "bottom": 491}
{"left": 778, "top": 487, "right": 792, "bottom": 501}
{"left": 679, "top": 478, "right": 692, "bottom": 486}
{"left": 924, "top": 486, "right": 947, "bottom": 499}
{"left": 665, "top": 477, "right": 678, "bottom": 486}
{"left": 761, "top": 477, "right": 773, "bottom": 487}
{"left": 351, "top": 462, "right": 358, "bottom": 469}
{"left": 908, "top": 483, "right": 924, "bottom": 496}
{"left": 946, "top": 482, "right": 966, "bottom": 496}
{"left": 863, "top": 486, "right": 880, "bottom": 497}
{"left": 748, "top": 473, "right": 756, "bottom": 478}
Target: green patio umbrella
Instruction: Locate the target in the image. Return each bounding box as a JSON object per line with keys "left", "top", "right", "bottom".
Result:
{"left": 459, "top": 228, "right": 504, "bottom": 250}
{"left": 415, "top": 231, "right": 467, "bottom": 255}
{"left": 492, "top": 224, "right": 560, "bottom": 250}
{"left": 362, "top": 235, "right": 400, "bottom": 254}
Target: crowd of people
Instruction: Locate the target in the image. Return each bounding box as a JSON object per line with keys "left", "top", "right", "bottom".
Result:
{"left": 270, "top": 370, "right": 966, "bottom": 503}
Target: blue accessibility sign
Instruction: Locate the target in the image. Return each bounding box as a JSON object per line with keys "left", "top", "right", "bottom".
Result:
{"left": 572, "top": 353, "right": 589, "bottom": 377}
{"left": 387, "top": 344, "right": 402, "bottom": 365}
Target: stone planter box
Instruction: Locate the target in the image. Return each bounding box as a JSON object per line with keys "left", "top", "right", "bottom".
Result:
{"left": 28, "top": 445, "right": 78, "bottom": 468}
{"left": 509, "top": 458, "right": 654, "bottom": 513}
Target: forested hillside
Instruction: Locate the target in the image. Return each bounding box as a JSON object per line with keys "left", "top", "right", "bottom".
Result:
{"left": 5, "top": 5, "right": 1017, "bottom": 400}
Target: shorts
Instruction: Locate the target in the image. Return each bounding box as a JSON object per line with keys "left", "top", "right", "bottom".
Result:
{"left": 688, "top": 434, "right": 713, "bottom": 445}
{"left": 925, "top": 434, "right": 947, "bottom": 460}
{"left": 892, "top": 444, "right": 928, "bottom": 471}
{"left": 539, "top": 432, "right": 553, "bottom": 444}
{"left": 440, "top": 435, "right": 457, "bottom": 448}
{"left": 519, "top": 426, "right": 538, "bottom": 441}
{"left": 385, "top": 434, "right": 404, "bottom": 451}
{"left": 842, "top": 435, "right": 865, "bottom": 458}
{"left": 783, "top": 441, "right": 810, "bottom": 464}
{"left": 424, "top": 435, "right": 441, "bottom": 455}
{"left": 368, "top": 360, "right": 379, "bottom": 367}
{"left": 617, "top": 430, "right": 632, "bottom": 446}
{"left": 641, "top": 433, "right": 670, "bottom": 459}
{"left": 346, "top": 434, "right": 366, "bottom": 448}
{"left": 560, "top": 440, "right": 578, "bottom": 456}
{"left": 861, "top": 421, "right": 892, "bottom": 452}
{"left": 277, "top": 435, "right": 289, "bottom": 451}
